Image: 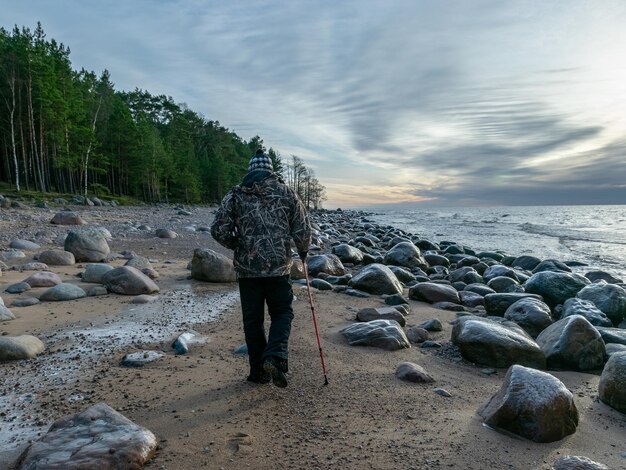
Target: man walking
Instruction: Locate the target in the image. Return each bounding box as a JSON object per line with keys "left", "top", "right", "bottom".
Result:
{"left": 211, "top": 149, "right": 312, "bottom": 387}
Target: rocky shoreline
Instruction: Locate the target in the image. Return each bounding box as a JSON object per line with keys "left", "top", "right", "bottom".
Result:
{"left": 1, "top": 196, "right": 625, "bottom": 469}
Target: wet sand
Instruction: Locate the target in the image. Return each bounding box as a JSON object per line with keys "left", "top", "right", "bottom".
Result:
{"left": 1, "top": 205, "right": 625, "bottom": 469}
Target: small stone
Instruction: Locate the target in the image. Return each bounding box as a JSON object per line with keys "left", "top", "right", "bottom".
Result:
{"left": 433, "top": 388, "right": 452, "bottom": 397}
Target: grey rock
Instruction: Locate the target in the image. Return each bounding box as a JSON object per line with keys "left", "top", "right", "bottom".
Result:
{"left": 561, "top": 298, "right": 613, "bottom": 327}
{"left": 341, "top": 319, "right": 410, "bottom": 350}
{"left": 449, "top": 267, "right": 483, "bottom": 285}
{"left": 64, "top": 229, "right": 111, "bottom": 262}
{"left": 50, "top": 211, "right": 86, "bottom": 225}
{"left": 584, "top": 271, "right": 623, "bottom": 285}
{"left": 5, "top": 282, "right": 32, "bottom": 294}
{"left": 504, "top": 297, "right": 553, "bottom": 338}
{"left": 484, "top": 293, "right": 543, "bottom": 316}
{"left": 344, "top": 288, "right": 371, "bottom": 298}
{"left": 102, "top": 266, "right": 160, "bottom": 295}
{"left": 383, "top": 242, "right": 428, "bottom": 270}
{"left": 432, "top": 301, "right": 465, "bottom": 311}
{"left": 423, "top": 253, "right": 449, "bottom": 267}
{"left": 552, "top": 455, "right": 609, "bottom": 470}
{"left": 483, "top": 265, "right": 519, "bottom": 283}
{"left": 132, "top": 294, "right": 158, "bottom": 304}
{"left": 487, "top": 276, "right": 519, "bottom": 293}
{"left": 459, "top": 290, "right": 485, "bottom": 308}
{"left": 82, "top": 263, "right": 114, "bottom": 283}
{"left": 125, "top": 256, "right": 153, "bottom": 270}
{"left": 536, "top": 315, "right": 605, "bottom": 371}
{"left": 24, "top": 271, "right": 62, "bottom": 287}
{"left": 532, "top": 259, "right": 572, "bottom": 273}
{"left": 512, "top": 255, "right": 542, "bottom": 271}
{"left": 19, "top": 262, "right": 49, "bottom": 271}
{"left": 356, "top": 307, "right": 406, "bottom": 326}
{"left": 421, "top": 340, "right": 442, "bottom": 348}
{"left": 576, "top": 281, "right": 626, "bottom": 325}
{"left": 595, "top": 327, "right": 626, "bottom": 346}
{"left": 464, "top": 283, "right": 496, "bottom": 296}
{"left": 479, "top": 365, "right": 578, "bottom": 442}
{"left": 86, "top": 286, "right": 108, "bottom": 297}
{"left": 11, "top": 297, "right": 40, "bottom": 307}
{"left": 1, "top": 304, "right": 16, "bottom": 321}
{"left": 409, "top": 282, "right": 460, "bottom": 304}
{"left": 605, "top": 343, "right": 626, "bottom": 357}
{"left": 433, "top": 387, "right": 452, "bottom": 397}
{"left": 452, "top": 316, "right": 545, "bottom": 369}
{"left": 388, "top": 266, "right": 416, "bottom": 284}
{"left": 348, "top": 263, "right": 403, "bottom": 295}
{"left": 15, "top": 403, "right": 157, "bottom": 469}
{"left": 38, "top": 250, "right": 76, "bottom": 266}
{"left": 0, "top": 249, "right": 26, "bottom": 261}
{"left": 332, "top": 244, "right": 363, "bottom": 264}
{"left": 418, "top": 318, "right": 443, "bottom": 332}
{"left": 0, "top": 335, "right": 44, "bottom": 360}
{"left": 10, "top": 239, "right": 40, "bottom": 251}
{"left": 310, "top": 278, "right": 333, "bottom": 290}
{"left": 172, "top": 331, "right": 206, "bottom": 354}
{"left": 384, "top": 293, "right": 409, "bottom": 306}
{"left": 396, "top": 362, "right": 435, "bottom": 383}
{"left": 191, "top": 248, "right": 236, "bottom": 282}
{"left": 121, "top": 350, "right": 164, "bottom": 367}
{"left": 598, "top": 351, "right": 626, "bottom": 414}
{"left": 40, "top": 283, "right": 87, "bottom": 301}
{"left": 233, "top": 343, "right": 248, "bottom": 355}
{"left": 406, "top": 327, "right": 429, "bottom": 343}
{"left": 525, "top": 271, "right": 590, "bottom": 309}
{"left": 306, "top": 254, "right": 346, "bottom": 277}
{"left": 155, "top": 228, "right": 178, "bottom": 238}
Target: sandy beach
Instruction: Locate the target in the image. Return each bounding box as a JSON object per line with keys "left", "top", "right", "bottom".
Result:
{"left": 1, "top": 204, "right": 625, "bottom": 470}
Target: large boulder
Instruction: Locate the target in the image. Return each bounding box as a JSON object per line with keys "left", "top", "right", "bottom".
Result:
{"left": 524, "top": 271, "right": 590, "bottom": 309}
{"left": 576, "top": 281, "right": 626, "bottom": 326}
{"left": 10, "top": 239, "right": 40, "bottom": 251}
{"left": 24, "top": 271, "right": 63, "bottom": 288}
{"left": 484, "top": 293, "right": 543, "bottom": 316}
{"left": 340, "top": 319, "right": 410, "bottom": 351}
{"left": 332, "top": 244, "right": 363, "bottom": 264}
{"left": 512, "top": 255, "right": 541, "bottom": 271}
{"left": 483, "top": 265, "right": 519, "bottom": 283}
{"left": 50, "top": 211, "right": 86, "bottom": 225}
{"left": 191, "top": 248, "right": 236, "bottom": 282}
{"left": 102, "top": 266, "right": 160, "bottom": 295}
{"left": 348, "top": 264, "right": 403, "bottom": 295}
{"left": 14, "top": 403, "right": 157, "bottom": 469}
{"left": 478, "top": 365, "right": 578, "bottom": 442}
{"left": 532, "top": 259, "right": 572, "bottom": 273}
{"left": 561, "top": 298, "right": 613, "bottom": 327}
{"left": 504, "top": 297, "right": 553, "bottom": 338}
{"left": 598, "top": 351, "right": 626, "bottom": 414}
{"left": 1, "top": 304, "right": 16, "bottom": 321}
{"left": 451, "top": 316, "right": 545, "bottom": 369}
{"left": 383, "top": 242, "right": 427, "bottom": 270}
{"left": 82, "top": 264, "right": 114, "bottom": 283}
{"left": 38, "top": 250, "right": 76, "bottom": 266}
{"left": 356, "top": 307, "right": 406, "bottom": 326}
{"left": 306, "top": 254, "right": 346, "bottom": 277}
{"left": 536, "top": 315, "right": 605, "bottom": 371}
{"left": 409, "top": 282, "right": 460, "bottom": 304}
{"left": 64, "top": 229, "right": 110, "bottom": 262}
{"left": 40, "top": 283, "right": 87, "bottom": 302}
{"left": 0, "top": 335, "right": 45, "bottom": 360}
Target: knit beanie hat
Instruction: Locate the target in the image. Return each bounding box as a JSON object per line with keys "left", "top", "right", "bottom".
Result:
{"left": 248, "top": 148, "right": 273, "bottom": 172}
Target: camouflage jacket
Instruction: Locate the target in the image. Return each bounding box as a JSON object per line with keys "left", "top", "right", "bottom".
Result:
{"left": 211, "top": 171, "right": 312, "bottom": 278}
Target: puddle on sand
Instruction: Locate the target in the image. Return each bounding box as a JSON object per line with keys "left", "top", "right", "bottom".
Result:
{"left": 0, "top": 286, "right": 238, "bottom": 465}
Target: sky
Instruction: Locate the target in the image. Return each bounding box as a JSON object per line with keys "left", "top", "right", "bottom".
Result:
{"left": 4, "top": 0, "right": 626, "bottom": 208}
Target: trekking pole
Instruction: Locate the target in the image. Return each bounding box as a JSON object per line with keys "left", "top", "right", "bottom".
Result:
{"left": 303, "top": 263, "right": 330, "bottom": 385}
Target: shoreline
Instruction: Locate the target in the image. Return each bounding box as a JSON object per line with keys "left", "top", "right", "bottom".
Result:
{"left": 1, "top": 202, "right": 625, "bottom": 469}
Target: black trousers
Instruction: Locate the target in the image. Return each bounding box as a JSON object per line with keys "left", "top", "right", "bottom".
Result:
{"left": 238, "top": 275, "right": 294, "bottom": 373}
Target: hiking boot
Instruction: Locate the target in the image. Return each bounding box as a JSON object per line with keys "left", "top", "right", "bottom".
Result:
{"left": 263, "top": 357, "right": 288, "bottom": 388}
{"left": 247, "top": 370, "right": 271, "bottom": 384}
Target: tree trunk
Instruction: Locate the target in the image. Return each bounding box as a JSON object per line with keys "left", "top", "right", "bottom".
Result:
{"left": 83, "top": 95, "right": 102, "bottom": 196}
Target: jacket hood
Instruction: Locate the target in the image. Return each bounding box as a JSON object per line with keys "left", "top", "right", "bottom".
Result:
{"left": 238, "top": 170, "right": 279, "bottom": 194}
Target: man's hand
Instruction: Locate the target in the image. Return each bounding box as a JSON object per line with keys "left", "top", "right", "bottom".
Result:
{"left": 299, "top": 251, "right": 308, "bottom": 262}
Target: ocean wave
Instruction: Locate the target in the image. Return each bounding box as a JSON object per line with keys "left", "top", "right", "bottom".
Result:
{"left": 519, "top": 223, "right": 626, "bottom": 246}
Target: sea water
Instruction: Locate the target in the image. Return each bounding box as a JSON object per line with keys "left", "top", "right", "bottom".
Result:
{"left": 370, "top": 205, "right": 626, "bottom": 281}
